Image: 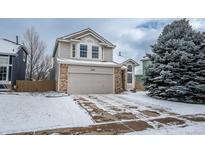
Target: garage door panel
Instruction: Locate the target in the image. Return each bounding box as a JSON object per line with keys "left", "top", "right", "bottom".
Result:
{"left": 68, "top": 73, "right": 113, "bottom": 94}
{"left": 69, "top": 65, "right": 113, "bottom": 74}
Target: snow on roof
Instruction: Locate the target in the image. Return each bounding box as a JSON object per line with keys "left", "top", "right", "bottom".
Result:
{"left": 113, "top": 52, "right": 139, "bottom": 66}
{"left": 113, "top": 52, "right": 127, "bottom": 64}
{"left": 141, "top": 56, "right": 150, "bottom": 61}
{"left": 57, "top": 58, "right": 120, "bottom": 67}
{"left": 0, "top": 39, "right": 22, "bottom": 55}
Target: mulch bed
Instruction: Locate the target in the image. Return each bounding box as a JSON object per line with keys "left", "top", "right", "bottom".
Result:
{"left": 122, "top": 120, "right": 153, "bottom": 131}
{"left": 181, "top": 114, "right": 205, "bottom": 122}
{"left": 151, "top": 117, "right": 185, "bottom": 126}
{"left": 139, "top": 110, "right": 160, "bottom": 117}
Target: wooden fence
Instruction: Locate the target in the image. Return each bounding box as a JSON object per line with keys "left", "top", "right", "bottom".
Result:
{"left": 16, "top": 80, "right": 55, "bottom": 92}
{"left": 135, "top": 81, "right": 144, "bottom": 91}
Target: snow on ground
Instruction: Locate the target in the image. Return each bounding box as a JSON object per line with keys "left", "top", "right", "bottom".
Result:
{"left": 127, "top": 123, "right": 205, "bottom": 135}
{"left": 0, "top": 92, "right": 93, "bottom": 134}
{"left": 118, "top": 91, "right": 205, "bottom": 115}
{"left": 0, "top": 91, "right": 205, "bottom": 134}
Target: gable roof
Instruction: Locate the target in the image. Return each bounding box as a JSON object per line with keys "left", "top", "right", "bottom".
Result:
{"left": 0, "top": 39, "right": 28, "bottom": 56}
{"left": 122, "top": 58, "right": 139, "bottom": 66}
{"left": 113, "top": 52, "right": 139, "bottom": 66}
{"left": 53, "top": 28, "right": 116, "bottom": 57}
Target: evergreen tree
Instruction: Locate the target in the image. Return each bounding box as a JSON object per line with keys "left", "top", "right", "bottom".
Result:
{"left": 145, "top": 19, "right": 205, "bottom": 104}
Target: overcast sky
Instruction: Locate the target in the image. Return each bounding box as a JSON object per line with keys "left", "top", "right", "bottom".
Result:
{"left": 0, "top": 18, "right": 205, "bottom": 62}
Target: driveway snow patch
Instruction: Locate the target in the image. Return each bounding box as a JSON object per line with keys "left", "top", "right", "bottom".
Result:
{"left": 119, "top": 92, "right": 205, "bottom": 115}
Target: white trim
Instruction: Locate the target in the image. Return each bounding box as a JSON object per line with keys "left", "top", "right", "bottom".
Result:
{"left": 91, "top": 45, "right": 99, "bottom": 59}
{"left": 57, "top": 58, "right": 119, "bottom": 68}
{"left": 60, "top": 28, "right": 115, "bottom": 48}
{"left": 75, "top": 33, "right": 114, "bottom": 48}
{"left": 71, "top": 43, "right": 76, "bottom": 58}
{"left": 122, "top": 59, "right": 139, "bottom": 66}
{"left": 0, "top": 56, "right": 12, "bottom": 82}
{"left": 57, "top": 63, "right": 60, "bottom": 91}
{"left": 0, "top": 81, "right": 11, "bottom": 84}
{"left": 58, "top": 39, "right": 80, "bottom": 43}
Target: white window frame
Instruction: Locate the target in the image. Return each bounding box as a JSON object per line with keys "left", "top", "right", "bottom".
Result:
{"left": 0, "top": 56, "right": 12, "bottom": 83}
{"left": 79, "top": 44, "right": 88, "bottom": 58}
{"left": 92, "top": 46, "right": 99, "bottom": 59}
{"left": 127, "top": 65, "right": 133, "bottom": 84}
{"left": 71, "top": 44, "right": 76, "bottom": 58}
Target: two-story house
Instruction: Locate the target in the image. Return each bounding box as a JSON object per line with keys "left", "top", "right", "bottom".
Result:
{"left": 52, "top": 28, "right": 138, "bottom": 94}
{"left": 0, "top": 38, "right": 27, "bottom": 90}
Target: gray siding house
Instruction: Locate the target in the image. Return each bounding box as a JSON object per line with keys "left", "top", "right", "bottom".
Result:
{"left": 0, "top": 38, "right": 27, "bottom": 90}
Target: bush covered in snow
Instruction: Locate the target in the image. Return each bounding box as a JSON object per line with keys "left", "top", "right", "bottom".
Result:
{"left": 145, "top": 19, "right": 205, "bottom": 104}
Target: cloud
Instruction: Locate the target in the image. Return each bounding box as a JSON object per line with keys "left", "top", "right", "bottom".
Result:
{"left": 103, "top": 18, "right": 205, "bottom": 63}
{"left": 190, "top": 18, "right": 205, "bottom": 31}
{"left": 100, "top": 19, "right": 174, "bottom": 62}
{"left": 0, "top": 18, "right": 205, "bottom": 63}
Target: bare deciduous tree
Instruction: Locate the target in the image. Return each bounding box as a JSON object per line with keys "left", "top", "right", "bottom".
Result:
{"left": 23, "top": 27, "right": 52, "bottom": 80}
{"left": 34, "top": 54, "right": 52, "bottom": 80}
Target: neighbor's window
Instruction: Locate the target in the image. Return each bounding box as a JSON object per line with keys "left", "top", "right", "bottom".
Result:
{"left": 0, "top": 56, "right": 8, "bottom": 65}
{"left": 9, "top": 56, "right": 13, "bottom": 64}
{"left": 72, "top": 44, "right": 76, "bottom": 57}
{"left": 0, "top": 66, "right": 7, "bottom": 81}
{"left": 92, "top": 46, "right": 99, "bottom": 59}
{"left": 80, "top": 44, "right": 87, "bottom": 58}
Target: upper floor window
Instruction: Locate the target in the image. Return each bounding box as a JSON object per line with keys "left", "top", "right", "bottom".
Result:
{"left": 127, "top": 65, "right": 132, "bottom": 72}
{"left": 0, "top": 56, "right": 8, "bottom": 65}
{"left": 92, "top": 46, "right": 99, "bottom": 59}
{"left": 80, "top": 44, "right": 87, "bottom": 58}
{"left": 72, "top": 44, "right": 76, "bottom": 58}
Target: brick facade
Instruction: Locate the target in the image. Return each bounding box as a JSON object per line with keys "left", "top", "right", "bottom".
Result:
{"left": 59, "top": 64, "right": 68, "bottom": 93}
{"left": 114, "top": 67, "right": 125, "bottom": 93}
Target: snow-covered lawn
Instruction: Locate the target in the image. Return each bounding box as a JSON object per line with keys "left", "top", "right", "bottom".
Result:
{"left": 0, "top": 92, "right": 93, "bottom": 134}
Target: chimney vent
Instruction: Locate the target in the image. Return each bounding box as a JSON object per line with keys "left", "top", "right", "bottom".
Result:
{"left": 119, "top": 51, "right": 121, "bottom": 56}
{"left": 16, "top": 36, "right": 19, "bottom": 44}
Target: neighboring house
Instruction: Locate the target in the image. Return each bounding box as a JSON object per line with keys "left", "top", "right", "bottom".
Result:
{"left": 141, "top": 54, "right": 152, "bottom": 76}
{"left": 52, "top": 28, "right": 138, "bottom": 94}
{"left": 0, "top": 38, "right": 27, "bottom": 90}
{"left": 113, "top": 51, "right": 139, "bottom": 90}
{"left": 135, "top": 54, "right": 152, "bottom": 85}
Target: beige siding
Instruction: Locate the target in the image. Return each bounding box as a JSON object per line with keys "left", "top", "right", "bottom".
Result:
{"left": 57, "top": 35, "right": 114, "bottom": 62}
{"left": 59, "top": 42, "right": 70, "bottom": 59}
{"left": 103, "top": 47, "right": 113, "bottom": 61}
